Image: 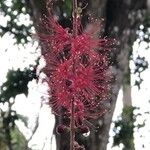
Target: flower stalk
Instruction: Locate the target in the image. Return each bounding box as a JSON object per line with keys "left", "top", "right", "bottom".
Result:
{"left": 70, "top": 99, "right": 75, "bottom": 150}
{"left": 73, "top": 0, "right": 78, "bottom": 37}
{"left": 70, "top": 0, "right": 78, "bottom": 149}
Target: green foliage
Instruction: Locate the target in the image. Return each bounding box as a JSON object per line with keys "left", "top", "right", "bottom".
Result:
{"left": 113, "top": 106, "right": 145, "bottom": 150}
{"left": 0, "top": 107, "right": 26, "bottom": 149}
{"left": 113, "top": 106, "right": 135, "bottom": 150}
{"left": 11, "top": 127, "right": 28, "bottom": 150}
{"left": 132, "top": 15, "right": 150, "bottom": 89}
{"left": 0, "top": 120, "right": 28, "bottom": 150}
{"left": 134, "top": 56, "right": 148, "bottom": 89}
{"left": 138, "top": 14, "right": 150, "bottom": 44}
{"left": 61, "top": 0, "right": 72, "bottom": 18}
{"left": 53, "top": 0, "right": 72, "bottom": 18}
{"left": 0, "top": 1, "right": 40, "bottom": 148}
{"left": 0, "top": 67, "right": 37, "bottom": 103}
{"left": 2, "top": 110, "right": 18, "bottom": 129}
{"left": 0, "top": 0, "right": 33, "bottom": 44}
{"left": 0, "top": 67, "right": 37, "bottom": 149}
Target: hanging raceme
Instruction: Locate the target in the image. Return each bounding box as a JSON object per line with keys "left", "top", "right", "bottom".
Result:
{"left": 36, "top": 0, "right": 116, "bottom": 149}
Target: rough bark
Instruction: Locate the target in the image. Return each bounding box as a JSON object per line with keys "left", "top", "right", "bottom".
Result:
{"left": 26, "top": 0, "right": 148, "bottom": 150}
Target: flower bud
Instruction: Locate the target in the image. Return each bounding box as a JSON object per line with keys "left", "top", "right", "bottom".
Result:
{"left": 78, "top": 125, "right": 89, "bottom": 134}
{"left": 56, "top": 125, "right": 69, "bottom": 134}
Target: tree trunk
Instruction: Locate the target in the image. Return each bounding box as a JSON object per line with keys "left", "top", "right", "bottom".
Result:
{"left": 26, "top": 0, "right": 148, "bottom": 150}
{"left": 122, "top": 51, "right": 135, "bottom": 150}
{"left": 85, "top": 0, "right": 147, "bottom": 150}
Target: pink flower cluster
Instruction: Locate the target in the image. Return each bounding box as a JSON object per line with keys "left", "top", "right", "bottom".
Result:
{"left": 38, "top": 16, "right": 115, "bottom": 125}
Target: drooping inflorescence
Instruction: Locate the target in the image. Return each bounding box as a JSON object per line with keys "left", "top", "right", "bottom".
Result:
{"left": 37, "top": 15, "right": 115, "bottom": 126}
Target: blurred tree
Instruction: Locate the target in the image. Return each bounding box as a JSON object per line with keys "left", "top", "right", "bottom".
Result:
{"left": 112, "top": 106, "right": 147, "bottom": 150}
{"left": 113, "top": 106, "right": 136, "bottom": 150}
{"left": 112, "top": 13, "right": 150, "bottom": 150}
{"left": 0, "top": 0, "right": 32, "bottom": 44}
{"left": 0, "top": 0, "right": 150, "bottom": 150}
{"left": 0, "top": 67, "right": 37, "bottom": 149}
{"left": 0, "top": 67, "right": 37, "bottom": 102}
